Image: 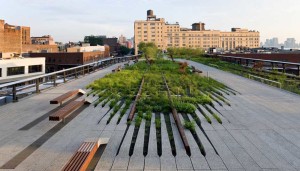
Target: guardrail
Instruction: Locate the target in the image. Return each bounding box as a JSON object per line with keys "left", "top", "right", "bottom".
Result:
{"left": 248, "top": 74, "right": 282, "bottom": 89}
{"left": 216, "top": 55, "right": 300, "bottom": 76}
{"left": 0, "top": 55, "right": 138, "bottom": 104}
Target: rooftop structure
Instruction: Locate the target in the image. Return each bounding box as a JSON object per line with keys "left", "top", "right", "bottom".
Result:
{"left": 31, "top": 35, "right": 55, "bottom": 45}
{"left": 67, "top": 45, "right": 107, "bottom": 53}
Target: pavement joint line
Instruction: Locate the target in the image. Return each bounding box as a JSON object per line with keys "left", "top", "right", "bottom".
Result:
{"left": 0, "top": 105, "right": 89, "bottom": 169}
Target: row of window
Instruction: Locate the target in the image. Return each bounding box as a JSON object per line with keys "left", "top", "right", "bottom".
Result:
{"left": 136, "top": 27, "right": 163, "bottom": 30}
{"left": 0, "top": 65, "right": 42, "bottom": 77}
{"left": 137, "top": 23, "right": 162, "bottom": 26}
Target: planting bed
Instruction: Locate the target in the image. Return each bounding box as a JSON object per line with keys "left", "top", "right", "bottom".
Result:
{"left": 189, "top": 56, "right": 300, "bottom": 95}
{"left": 87, "top": 59, "right": 237, "bottom": 165}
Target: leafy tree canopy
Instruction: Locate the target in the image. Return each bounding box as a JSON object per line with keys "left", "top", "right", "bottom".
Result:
{"left": 120, "top": 46, "right": 131, "bottom": 55}
{"left": 84, "top": 35, "right": 105, "bottom": 46}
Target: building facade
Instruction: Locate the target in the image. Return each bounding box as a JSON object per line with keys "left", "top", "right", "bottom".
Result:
{"left": 0, "top": 19, "right": 58, "bottom": 54}
{"left": 134, "top": 10, "right": 260, "bottom": 54}
{"left": 67, "top": 45, "right": 107, "bottom": 53}
{"left": 31, "top": 35, "right": 55, "bottom": 45}
{"left": 0, "top": 57, "right": 45, "bottom": 83}
{"left": 29, "top": 50, "right": 110, "bottom": 72}
{"left": 103, "top": 38, "right": 120, "bottom": 56}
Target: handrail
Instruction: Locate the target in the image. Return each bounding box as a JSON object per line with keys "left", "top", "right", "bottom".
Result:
{"left": 0, "top": 55, "right": 138, "bottom": 104}
{"left": 0, "top": 56, "right": 137, "bottom": 89}
{"left": 248, "top": 74, "right": 282, "bottom": 89}
{"left": 218, "top": 55, "right": 300, "bottom": 66}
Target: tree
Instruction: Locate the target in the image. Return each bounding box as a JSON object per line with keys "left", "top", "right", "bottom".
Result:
{"left": 138, "top": 42, "right": 158, "bottom": 64}
{"left": 120, "top": 46, "right": 131, "bottom": 56}
{"left": 166, "top": 47, "right": 204, "bottom": 58}
{"left": 84, "top": 35, "right": 105, "bottom": 46}
{"left": 167, "top": 47, "right": 175, "bottom": 62}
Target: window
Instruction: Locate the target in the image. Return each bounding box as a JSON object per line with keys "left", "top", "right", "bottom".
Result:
{"left": 7, "top": 66, "right": 25, "bottom": 76}
{"left": 29, "top": 65, "right": 42, "bottom": 73}
{"left": 0, "top": 68, "right": 2, "bottom": 77}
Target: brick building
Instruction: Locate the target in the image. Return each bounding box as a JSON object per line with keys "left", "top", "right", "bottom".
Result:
{"left": 0, "top": 19, "right": 58, "bottom": 54}
{"left": 103, "top": 38, "right": 120, "bottom": 56}
{"left": 29, "top": 49, "right": 110, "bottom": 72}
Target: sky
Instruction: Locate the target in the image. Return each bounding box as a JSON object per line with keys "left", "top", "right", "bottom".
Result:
{"left": 1, "top": 0, "right": 300, "bottom": 44}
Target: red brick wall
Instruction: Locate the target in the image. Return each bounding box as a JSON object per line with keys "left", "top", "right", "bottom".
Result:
{"left": 2, "top": 25, "right": 22, "bottom": 53}
{"left": 29, "top": 52, "right": 107, "bottom": 65}
{"left": 22, "top": 44, "right": 59, "bottom": 53}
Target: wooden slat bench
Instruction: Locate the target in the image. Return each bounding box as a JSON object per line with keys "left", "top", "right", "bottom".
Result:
{"left": 191, "top": 66, "right": 203, "bottom": 73}
{"left": 50, "top": 89, "right": 86, "bottom": 105}
{"left": 49, "top": 99, "right": 85, "bottom": 121}
{"left": 112, "top": 65, "right": 122, "bottom": 72}
{"left": 62, "top": 138, "right": 109, "bottom": 171}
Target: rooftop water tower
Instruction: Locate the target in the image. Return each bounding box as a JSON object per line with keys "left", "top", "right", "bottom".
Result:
{"left": 147, "top": 10, "right": 156, "bottom": 20}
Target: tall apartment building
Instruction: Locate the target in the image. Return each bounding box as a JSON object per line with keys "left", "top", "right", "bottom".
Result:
{"left": 134, "top": 10, "right": 260, "bottom": 54}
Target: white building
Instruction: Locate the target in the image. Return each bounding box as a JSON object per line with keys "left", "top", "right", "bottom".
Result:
{"left": 0, "top": 56, "right": 45, "bottom": 83}
{"left": 67, "top": 45, "right": 105, "bottom": 52}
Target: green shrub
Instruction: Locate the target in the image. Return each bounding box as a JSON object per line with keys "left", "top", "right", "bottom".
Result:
{"left": 204, "top": 115, "right": 212, "bottom": 124}
{"left": 184, "top": 120, "right": 196, "bottom": 132}
{"left": 145, "top": 111, "right": 152, "bottom": 121}
{"left": 125, "top": 99, "right": 132, "bottom": 106}
{"left": 212, "top": 113, "right": 222, "bottom": 124}
{"left": 173, "top": 101, "right": 196, "bottom": 114}
{"left": 155, "top": 118, "right": 161, "bottom": 129}
{"left": 153, "top": 105, "right": 163, "bottom": 112}
{"left": 135, "top": 116, "right": 142, "bottom": 126}
{"left": 109, "top": 99, "right": 118, "bottom": 109}
{"left": 137, "top": 111, "right": 143, "bottom": 118}
{"left": 113, "top": 104, "right": 121, "bottom": 113}
{"left": 120, "top": 109, "right": 127, "bottom": 116}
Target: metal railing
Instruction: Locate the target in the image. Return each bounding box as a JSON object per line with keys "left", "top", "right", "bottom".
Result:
{"left": 217, "top": 55, "right": 300, "bottom": 76}
{"left": 0, "top": 55, "right": 137, "bottom": 104}
{"left": 248, "top": 74, "right": 282, "bottom": 89}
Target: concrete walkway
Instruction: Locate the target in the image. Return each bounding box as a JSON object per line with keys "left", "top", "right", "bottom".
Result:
{"left": 0, "top": 59, "right": 300, "bottom": 170}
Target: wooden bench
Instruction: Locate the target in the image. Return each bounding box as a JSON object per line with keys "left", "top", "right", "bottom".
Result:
{"left": 124, "top": 61, "right": 130, "bottom": 66}
{"left": 112, "top": 65, "right": 122, "bottom": 72}
{"left": 191, "top": 66, "right": 203, "bottom": 73}
{"left": 253, "top": 62, "right": 264, "bottom": 70}
{"left": 49, "top": 99, "right": 85, "bottom": 121}
{"left": 50, "top": 89, "right": 86, "bottom": 105}
{"left": 133, "top": 59, "right": 138, "bottom": 63}
{"left": 62, "top": 138, "right": 109, "bottom": 171}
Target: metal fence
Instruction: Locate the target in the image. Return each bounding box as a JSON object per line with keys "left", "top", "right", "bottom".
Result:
{"left": 216, "top": 55, "right": 300, "bottom": 76}
{"left": 0, "top": 55, "right": 137, "bottom": 104}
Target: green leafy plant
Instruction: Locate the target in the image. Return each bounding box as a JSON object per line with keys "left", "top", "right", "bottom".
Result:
{"left": 135, "top": 116, "right": 142, "bottom": 126}
{"left": 155, "top": 118, "right": 161, "bottom": 129}
{"left": 184, "top": 120, "right": 196, "bottom": 132}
